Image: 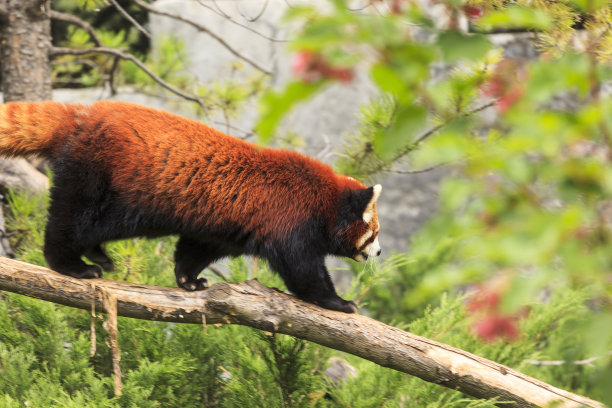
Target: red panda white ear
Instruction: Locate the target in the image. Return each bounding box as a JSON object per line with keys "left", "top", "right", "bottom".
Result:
{"left": 363, "top": 184, "right": 382, "bottom": 223}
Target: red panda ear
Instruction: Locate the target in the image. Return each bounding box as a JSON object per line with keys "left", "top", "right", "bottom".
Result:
{"left": 363, "top": 184, "right": 382, "bottom": 223}
{"left": 339, "top": 185, "right": 382, "bottom": 221}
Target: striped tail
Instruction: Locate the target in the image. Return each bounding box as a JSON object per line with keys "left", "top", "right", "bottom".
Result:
{"left": 0, "top": 101, "right": 80, "bottom": 159}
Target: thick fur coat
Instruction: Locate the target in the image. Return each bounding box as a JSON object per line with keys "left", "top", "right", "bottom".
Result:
{"left": 0, "top": 101, "right": 381, "bottom": 312}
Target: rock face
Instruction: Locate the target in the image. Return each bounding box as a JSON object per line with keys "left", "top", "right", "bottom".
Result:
{"left": 0, "top": 158, "right": 49, "bottom": 196}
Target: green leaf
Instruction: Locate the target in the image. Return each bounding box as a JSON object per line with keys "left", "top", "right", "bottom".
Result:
{"left": 570, "top": 0, "right": 610, "bottom": 11}
{"left": 525, "top": 53, "right": 591, "bottom": 104}
{"left": 435, "top": 31, "right": 491, "bottom": 63}
{"left": 477, "top": 6, "right": 552, "bottom": 31}
{"left": 373, "top": 104, "right": 426, "bottom": 159}
{"left": 370, "top": 64, "right": 411, "bottom": 101}
{"left": 282, "top": 4, "right": 318, "bottom": 21}
{"left": 256, "top": 81, "right": 325, "bottom": 144}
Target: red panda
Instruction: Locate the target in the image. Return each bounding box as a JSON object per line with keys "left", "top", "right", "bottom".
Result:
{"left": 0, "top": 101, "right": 382, "bottom": 313}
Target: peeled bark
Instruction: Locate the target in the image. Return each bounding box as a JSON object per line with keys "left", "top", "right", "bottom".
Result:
{"left": 0, "top": 256, "right": 604, "bottom": 408}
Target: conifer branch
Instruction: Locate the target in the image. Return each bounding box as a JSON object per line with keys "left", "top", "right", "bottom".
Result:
{"left": 0, "top": 257, "right": 604, "bottom": 408}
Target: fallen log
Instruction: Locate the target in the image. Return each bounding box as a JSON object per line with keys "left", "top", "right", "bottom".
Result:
{"left": 0, "top": 257, "right": 604, "bottom": 408}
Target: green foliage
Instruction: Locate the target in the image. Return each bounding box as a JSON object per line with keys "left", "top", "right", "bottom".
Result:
{"left": 257, "top": 81, "right": 325, "bottom": 144}
{"left": 5, "top": 1, "right": 612, "bottom": 404}
{"left": 1, "top": 183, "right": 608, "bottom": 405}
{"left": 335, "top": 95, "right": 396, "bottom": 181}
{"left": 255, "top": 0, "right": 612, "bottom": 404}
{"left": 477, "top": 5, "right": 553, "bottom": 31}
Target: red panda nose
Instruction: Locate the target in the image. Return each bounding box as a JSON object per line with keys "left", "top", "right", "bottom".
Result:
{"left": 376, "top": 249, "right": 381, "bottom": 256}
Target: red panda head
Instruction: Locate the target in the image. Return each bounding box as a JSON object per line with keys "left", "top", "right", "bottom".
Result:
{"left": 333, "top": 184, "right": 382, "bottom": 262}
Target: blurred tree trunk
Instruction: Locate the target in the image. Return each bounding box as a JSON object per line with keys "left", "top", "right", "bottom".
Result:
{"left": 0, "top": 0, "right": 52, "bottom": 257}
{"left": 0, "top": 0, "right": 52, "bottom": 101}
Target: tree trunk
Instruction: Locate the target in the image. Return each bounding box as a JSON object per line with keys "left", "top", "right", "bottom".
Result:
{"left": 0, "top": 0, "right": 52, "bottom": 253}
{"left": 0, "top": 257, "right": 604, "bottom": 408}
{"left": 0, "top": 0, "right": 52, "bottom": 102}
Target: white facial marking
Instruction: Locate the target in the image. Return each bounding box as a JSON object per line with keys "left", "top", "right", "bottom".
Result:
{"left": 363, "top": 237, "right": 381, "bottom": 258}
{"left": 362, "top": 184, "right": 382, "bottom": 223}
{"left": 356, "top": 230, "right": 373, "bottom": 249}
{"left": 363, "top": 209, "right": 374, "bottom": 224}
{"left": 372, "top": 184, "right": 382, "bottom": 201}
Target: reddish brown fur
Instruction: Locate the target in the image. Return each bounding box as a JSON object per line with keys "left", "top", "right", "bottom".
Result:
{"left": 93, "top": 102, "right": 365, "bottom": 240}
{"left": 0, "top": 101, "right": 83, "bottom": 157}
{"left": 0, "top": 101, "right": 365, "bottom": 240}
{"left": 0, "top": 100, "right": 379, "bottom": 313}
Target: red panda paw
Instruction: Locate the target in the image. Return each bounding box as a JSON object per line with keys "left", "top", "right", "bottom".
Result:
{"left": 334, "top": 299, "right": 358, "bottom": 314}
{"left": 311, "top": 296, "right": 358, "bottom": 314}
{"left": 177, "top": 276, "right": 209, "bottom": 291}
{"left": 55, "top": 264, "right": 102, "bottom": 280}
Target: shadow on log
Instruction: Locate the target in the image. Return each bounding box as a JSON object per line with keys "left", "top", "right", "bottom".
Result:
{"left": 0, "top": 256, "right": 604, "bottom": 408}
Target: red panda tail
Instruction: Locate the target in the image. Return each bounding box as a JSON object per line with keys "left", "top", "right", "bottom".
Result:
{"left": 0, "top": 101, "right": 80, "bottom": 159}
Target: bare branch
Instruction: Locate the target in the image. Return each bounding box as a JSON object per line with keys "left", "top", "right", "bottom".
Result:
{"left": 391, "top": 162, "right": 452, "bottom": 175}
{"left": 525, "top": 351, "right": 612, "bottom": 367}
{"left": 207, "top": 265, "right": 229, "bottom": 282}
{"left": 237, "top": 0, "right": 268, "bottom": 22}
{"left": 108, "top": 0, "right": 151, "bottom": 39}
{"left": 107, "top": 56, "right": 120, "bottom": 96}
{"left": 0, "top": 257, "right": 605, "bottom": 408}
{"left": 49, "top": 10, "right": 102, "bottom": 46}
{"left": 195, "top": 0, "right": 288, "bottom": 43}
{"left": 49, "top": 46, "right": 207, "bottom": 110}
{"left": 134, "top": 0, "right": 272, "bottom": 75}
{"left": 210, "top": 121, "right": 254, "bottom": 139}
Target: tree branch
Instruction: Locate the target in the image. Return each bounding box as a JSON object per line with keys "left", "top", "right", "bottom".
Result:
{"left": 0, "top": 257, "right": 604, "bottom": 408}
{"left": 134, "top": 0, "right": 272, "bottom": 76}
{"left": 49, "top": 10, "right": 102, "bottom": 46}
{"left": 49, "top": 46, "right": 207, "bottom": 111}
{"left": 195, "top": 0, "right": 288, "bottom": 42}
{"left": 108, "top": 0, "right": 151, "bottom": 40}
{"left": 412, "top": 100, "right": 496, "bottom": 147}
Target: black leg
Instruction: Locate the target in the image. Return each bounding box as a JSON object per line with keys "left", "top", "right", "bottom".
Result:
{"left": 174, "top": 236, "right": 225, "bottom": 291}
{"left": 43, "top": 161, "right": 115, "bottom": 279}
{"left": 84, "top": 244, "right": 115, "bottom": 272}
{"left": 44, "top": 213, "right": 102, "bottom": 279}
{"left": 267, "top": 253, "right": 357, "bottom": 313}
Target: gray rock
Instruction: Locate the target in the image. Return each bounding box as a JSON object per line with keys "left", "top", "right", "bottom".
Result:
{"left": 0, "top": 158, "right": 49, "bottom": 195}
{"left": 0, "top": 201, "right": 14, "bottom": 258}
{"left": 324, "top": 357, "right": 357, "bottom": 385}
